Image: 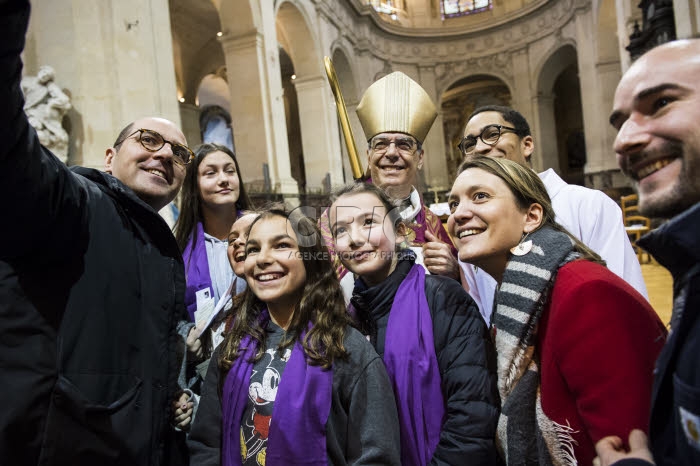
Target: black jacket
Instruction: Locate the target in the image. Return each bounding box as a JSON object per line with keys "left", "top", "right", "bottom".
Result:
{"left": 614, "top": 202, "right": 700, "bottom": 466}
{"left": 0, "top": 2, "right": 188, "bottom": 465}
{"left": 350, "top": 251, "right": 501, "bottom": 465}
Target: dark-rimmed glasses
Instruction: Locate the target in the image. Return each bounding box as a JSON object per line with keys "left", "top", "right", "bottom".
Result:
{"left": 457, "top": 124, "right": 518, "bottom": 157}
{"left": 115, "top": 129, "right": 194, "bottom": 166}
{"left": 369, "top": 136, "right": 419, "bottom": 156}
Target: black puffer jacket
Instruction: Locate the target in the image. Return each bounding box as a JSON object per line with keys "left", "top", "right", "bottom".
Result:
{"left": 0, "top": 2, "right": 188, "bottom": 465}
{"left": 350, "top": 251, "right": 501, "bottom": 465}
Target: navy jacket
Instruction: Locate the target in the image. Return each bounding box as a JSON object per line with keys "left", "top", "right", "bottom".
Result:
{"left": 613, "top": 202, "right": 700, "bottom": 466}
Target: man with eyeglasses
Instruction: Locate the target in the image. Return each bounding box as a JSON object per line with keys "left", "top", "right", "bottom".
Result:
{"left": 1, "top": 2, "right": 190, "bottom": 464}
{"left": 320, "top": 71, "right": 460, "bottom": 298}
{"left": 455, "top": 105, "right": 647, "bottom": 324}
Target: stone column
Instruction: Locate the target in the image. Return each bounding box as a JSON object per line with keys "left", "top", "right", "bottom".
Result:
{"left": 220, "top": 29, "right": 297, "bottom": 193}
{"left": 418, "top": 65, "right": 448, "bottom": 190}
{"left": 25, "top": 0, "right": 181, "bottom": 168}
{"left": 673, "top": 0, "right": 700, "bottom": 38}
{"left": 532, "top": 92, "right": 559, "bottom": 173}
{"left": 614, "top": 0, "right": 635, "bottom": 72}
{"left": 508, "top": 48, "right": 532, "bottom": 124}
{"left": 574, "top": 8, "right": 620, "bottom": 188}
{"left": 294, "top": 75, "right": 344, "bottom": 190}
{"left": 179, "top": 103, "right": 202, "bottom": 150}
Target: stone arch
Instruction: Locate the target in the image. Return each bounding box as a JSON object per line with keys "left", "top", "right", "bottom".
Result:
{"left": 276, "top": 0, "right": 344, "bottom": 190}
{"left": 436, "top": 61, "right": 515, "bottom": 104}
{"left": 275, "top": 1, "right": 323, "bottom": 78}
{"left": 196, "top": 70, "right": 230, "bottom": 111}
{"left": 439, "top": 73, "right": 512, "bottom": 182}
{"left": 596, "top": 0, "right": 620, "bottom": 64}
{"left": 216, "top": 0, "right": 260, "bottom": 35}
{"left": 533, "top": 40, "right": 578, "bottom": 98}
{"left": 535, "top": 43, "right": 585, "bottom": 183}
{"left": 169, "top": 0, "right": 226, "bottom": 148}
{"left": 329, "top": 42, "right": 358, "bottom": 103}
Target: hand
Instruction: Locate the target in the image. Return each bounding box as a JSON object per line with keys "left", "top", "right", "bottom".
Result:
{"left": 186, "top": 326, "right": 204, "bottom": 359}
{"left": 172, "top": 392, "right": 194, "bottom": 431}
{"left": 423, "top": 231, "right": 459, "bottom": 279}
{"left": 594, "top": 430, "right": 655, "bottom": 466}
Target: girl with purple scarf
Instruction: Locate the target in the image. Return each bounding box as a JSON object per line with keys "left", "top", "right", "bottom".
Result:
{"left": 175, "top": 143, "right": 253, "bottom": 326}
{"left": 187, "top": 207, "right": 401, "bottom": 465}
{"left": 329, "top": 183, "right": 501, "bottom": 466}
{"left": 172, "top": 143, "right": 253, "bottom": 430}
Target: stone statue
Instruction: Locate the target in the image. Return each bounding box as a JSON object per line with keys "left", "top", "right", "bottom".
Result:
{"left": 21, "top": 66, "right": 71, "bottom": 163}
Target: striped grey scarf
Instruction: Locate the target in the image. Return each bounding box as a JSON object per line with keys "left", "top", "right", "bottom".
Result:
{"left": 493, "top": 225, "right": 580, "bottom": 466}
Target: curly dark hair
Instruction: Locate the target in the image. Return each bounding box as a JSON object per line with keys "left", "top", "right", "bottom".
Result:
{"left": 174, "top": 143, "right": 253, "bottom": 252}
{"left": 468, "top": 105, "right": 531, "bottom": 138}
{"left": 219, "top": 207, "right": 350, "bottom": 371}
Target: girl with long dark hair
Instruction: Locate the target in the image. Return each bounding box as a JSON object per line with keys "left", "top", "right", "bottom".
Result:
{"left": 175, "top": 143, "right": 252, "bottom": 321}
{"left": 188, "top": 207, "right": 401, "bottom": 465}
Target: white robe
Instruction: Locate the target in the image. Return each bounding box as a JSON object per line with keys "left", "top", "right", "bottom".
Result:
{"left": 460, "top": 168, "right": 649, "bottom": 324}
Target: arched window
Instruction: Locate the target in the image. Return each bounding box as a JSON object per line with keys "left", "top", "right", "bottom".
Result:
{"left": 441, "top": 0, "right": 492, "bottom": 18}
{"left": 366, "top": 0, "right": 404, "bottom": 20}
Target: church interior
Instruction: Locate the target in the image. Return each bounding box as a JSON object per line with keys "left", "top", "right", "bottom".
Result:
{"left": 21, "top": 0, "right": 696, "bottom": 319}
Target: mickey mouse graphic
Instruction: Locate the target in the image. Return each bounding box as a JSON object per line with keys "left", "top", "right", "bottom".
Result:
{"left": 240, "top": 346, "right": 291, "bottom": 465}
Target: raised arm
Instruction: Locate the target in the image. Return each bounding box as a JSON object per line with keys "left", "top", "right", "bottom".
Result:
{"left": 0, "top": 0, "right": 84, "bottom": 258}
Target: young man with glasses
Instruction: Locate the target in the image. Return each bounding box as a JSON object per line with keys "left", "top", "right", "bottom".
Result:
{"left": 455, "top": 105, "right": 647, "bottom": 323}
{"left": 320, "top": 71, "right": 460, "bottom": 298}
{"left": 0, "top": 2, "right": 190, "bottom": 464}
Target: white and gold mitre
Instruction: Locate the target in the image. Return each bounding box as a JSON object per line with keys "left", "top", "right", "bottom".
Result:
{"left": 356, "top": 71, "right": 438, "bottom": 143}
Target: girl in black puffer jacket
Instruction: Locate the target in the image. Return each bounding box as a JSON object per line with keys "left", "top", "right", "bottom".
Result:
{"left": 328, "top": 182, "right": 501, "bottom": 466}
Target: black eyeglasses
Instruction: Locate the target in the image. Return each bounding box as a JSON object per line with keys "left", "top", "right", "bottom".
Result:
{"left": 115, "top": 129, "right": 194, "bottom": 166}
{"left": 457, "top": 124, "right": 518, "bottom": 156}
{"left": 369, "top": 136, "right": 419, "bottom": 155}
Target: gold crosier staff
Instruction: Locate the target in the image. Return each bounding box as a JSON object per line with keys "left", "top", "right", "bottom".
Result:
{"left": 323, "top": 56, "right": 364, "bottom": 180}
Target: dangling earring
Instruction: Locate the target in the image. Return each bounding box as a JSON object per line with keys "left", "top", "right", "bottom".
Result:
{"left": 510, "top": 232, "right": 532, "bottom": 256}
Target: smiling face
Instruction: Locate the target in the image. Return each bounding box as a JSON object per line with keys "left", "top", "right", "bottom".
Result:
{"left": 330, "top": 192, "right": 400, "bottom": 286}
{"left": 105, "top": 117, "right": 187, "bottom": 211}
{"left": 447, "top": 167, "right": 540, "bottom": 282}
{"left": 367, "top": 132, "right": 423, "bottom": 199}
{"left": 610, "top": 39, "right": 700, "bottom": 219}
{"left": 227, "top": 213, "right": 257, "bottom": 278}
{"left": 244, "top": 215, "right": 307, "bottom": 316}
{"left": 462, "top": 111, "right": 533, "bottom": 166}
{"left": 197, "top": 150, "right": 241, "bottom": 211}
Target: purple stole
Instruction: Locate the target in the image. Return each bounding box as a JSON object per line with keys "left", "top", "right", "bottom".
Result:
{"left": 384, "top": 263, "right": 445, "bottom": 465}
{"left": 221, "top": 312, "right": 332, "bottom": 466}
{"left": 183, "top": 222, "right": 212, "bottom": 321}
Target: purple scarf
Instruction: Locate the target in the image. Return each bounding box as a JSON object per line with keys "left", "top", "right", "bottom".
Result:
{"left": 183, "top": 222, "right": 211, "bottom": 321}
{"left": 384, "top": 263, "right": 445, "bottom": 465}
{"left": 221, "top": 312, "right": 331, "bottom": 466}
